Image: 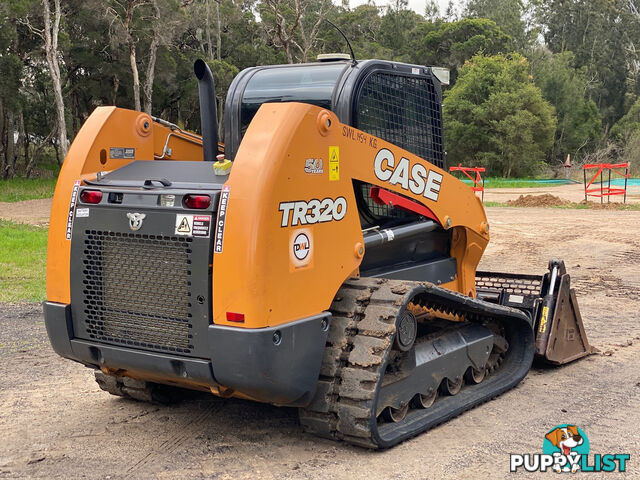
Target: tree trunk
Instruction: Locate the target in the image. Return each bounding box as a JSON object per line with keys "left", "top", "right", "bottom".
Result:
{"left": 143, "top": 0, "right": 160, "bottom": 114}
{"left": 112, "top": 74, "right": 120, "bottom": 105}
{"left": 21, "top": 110, "right": 30, "bottom": 172}
{"left": 53, "top": 137, "right": 61, "bottom": 166}
{"left": 26, "top": 128, "right": 55, "bottom": 178}
{"left": 217, "top": 97, "right": 224, "bottom": 141}
{"left": 43, "top": 0, "right": 69, "bottom": 159}
{"left": 124, "top": 0, "right": 141, "bottom": 111}
{"left": 5, "top": 111, "right": 15, "bottom": 179}
{"left": 0, "top": 100, "right": 5, "bottom": 176}
{"left": 129, "top": 42, "right": 141, "bottom": 111}
{"left": 206, "top": 0, "right": 214, "bottom": 59}
{"left": 216, "top": 0, "right": 221, "bottom": 61}
{"left": 16, "top": 108, "right": 24, "bottom": 170}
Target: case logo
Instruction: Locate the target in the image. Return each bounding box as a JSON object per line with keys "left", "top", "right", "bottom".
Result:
{"left": 126, "top": 212, "right": 146, "bottom": 231}
{"left": 374, "top": 148, "right": 442, "bottom": 201}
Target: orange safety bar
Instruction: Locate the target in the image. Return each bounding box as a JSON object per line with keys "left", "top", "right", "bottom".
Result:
{"left": 583, "top": 163, "right": 630, "bottom": 203}
{"left": 449, "top": 164, "right": 486, "bottom": 201}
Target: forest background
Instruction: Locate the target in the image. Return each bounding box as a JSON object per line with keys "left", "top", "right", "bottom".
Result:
{"left": 2, "top": 0, "right": 640, "bottom": 178}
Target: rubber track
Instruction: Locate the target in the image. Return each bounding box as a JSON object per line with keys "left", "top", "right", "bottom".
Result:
{"left": 298, "top": 277, "right": 534, "bottom": 449}
{"left": 94, "top": 371, "right": 180, "bottom": 403}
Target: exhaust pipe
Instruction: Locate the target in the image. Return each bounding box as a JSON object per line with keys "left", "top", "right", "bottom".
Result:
{"left": 194, "top": 59, "right": 218, "bottom": 162}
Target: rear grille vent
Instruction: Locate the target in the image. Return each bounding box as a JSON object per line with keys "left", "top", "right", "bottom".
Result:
{"left": 81, "top": 230, "right": 194, "bottom": 354}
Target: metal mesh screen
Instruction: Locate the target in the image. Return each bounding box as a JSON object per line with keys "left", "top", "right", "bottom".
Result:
{"left": 475, "top": 274, "right": 543, "bottom": 296}
{"left": 359, "top": 183, "right": 417, "bottom": 220}
{"left": 356, "top": 72, "right": 444, "bottom": 168}
{"left": 81, "top": 230, "right": 194, "bottom": 354}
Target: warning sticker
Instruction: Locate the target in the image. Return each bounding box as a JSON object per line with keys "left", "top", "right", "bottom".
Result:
{"left": 175, "top": 214, "right": 211, "bottom": 237}
{"left": 192, "top": 215, "right": 211, "bottom": 237}
{"left": 76, "top": 208, "right": 90, "bottom": 218}
{"left": 65, "top": 180, "right": 81, "bottom": 240}
{"left": 329, "top": 146, "right": 339, "bottom": 181}
{"left": 110, "top": 147, "right": 135, "bottom": 159}
{"left": 214, "top": 185, "right": 230, "bottom": 253}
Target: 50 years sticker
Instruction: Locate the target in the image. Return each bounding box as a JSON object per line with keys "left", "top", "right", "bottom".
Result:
{"left": 279, "top": 197, "right": 347, "bottom": 227}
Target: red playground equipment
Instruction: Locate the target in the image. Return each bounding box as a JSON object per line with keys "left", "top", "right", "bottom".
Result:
{"left": 583, "top": 163, "right": 630, "bottom": 203}
{"left": 449, "top": 164, "right": 486, "bottom": 201}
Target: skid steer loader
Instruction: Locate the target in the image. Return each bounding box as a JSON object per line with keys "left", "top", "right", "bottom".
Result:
{"left": 44, "top": 57, "right": 593, "bottom": 448}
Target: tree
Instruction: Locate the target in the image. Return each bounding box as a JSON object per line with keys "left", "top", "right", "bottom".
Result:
{"left": 20, "top": 0, "right": 69, "bottom": 159}
{"left": 466, "top": 0, "right": 530, "bottom": 50}
{"left": 536, "top": 0, "right": 633, "bottom": 127}
{"left": 378, "top": 0, "right": 424, "bottom": 58}
{"left": 444, "top": 54, "right": 556, "bottom": 177}
{"left": 611, "top": 97, "right": 640, "bottom": 140}
{"left": 531, "top": 50, "right": 602, "bottom": 163}
{"left": 106, "top": 0, "right": 185, "bottom": 114}
{"left": 414, "top": 18, "right": 511, "bottom": 84}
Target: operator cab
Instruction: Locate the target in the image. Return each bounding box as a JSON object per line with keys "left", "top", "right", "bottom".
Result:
{"left": 224, "top": 58, "right": 452, "bottom": 281}
{"left": 224, "top": 58, "right": 445, "bottom": 170}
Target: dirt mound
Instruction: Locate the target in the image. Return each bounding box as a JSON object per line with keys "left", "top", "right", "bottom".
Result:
{"left": 507, "top": 194, "right": 569, "bottom": 207}
{"left": 579, "top": 200, "right": 631, "bottom": 210}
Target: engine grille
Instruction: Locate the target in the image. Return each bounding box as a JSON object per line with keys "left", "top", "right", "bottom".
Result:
{"left": 81, "top": 230, "right": 194, "bottom": 354}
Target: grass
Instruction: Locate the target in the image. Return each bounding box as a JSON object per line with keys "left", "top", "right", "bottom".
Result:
{"left": 457, "top": 177, "right": 576, "bottom": 189}
{"left": 0, "top": 220, "right": 48, "bottom": 302}
{"left": 484, "top": 200, "right": 640, "bottom": 211}
{"left": 550, "top": 202, "right": 640, "bottom": 211}
{"left": 0, "top": 177, "right": 57, "bottom": 202}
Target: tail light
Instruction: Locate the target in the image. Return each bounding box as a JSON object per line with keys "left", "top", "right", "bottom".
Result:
{"left": 184, "top": 194, "right": 211, "bottom": 209}
{"left": 80, "top": 189, "right": 103, "bottom": 204}
{"left": 226, "top": 312, "right": 245, "bottom": 323}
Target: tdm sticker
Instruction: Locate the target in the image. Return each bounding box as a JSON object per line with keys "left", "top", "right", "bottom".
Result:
{"left": 175, "top": 214, "right": 211, "bottom": 237}
{"left": 290, "top": 228, "right": 312, "bottom": 269}
{"left": 214, "top": 185, "right": 230, "bottom": 253}
{"left": 65, "top": 180, "right": 81, "bottom": 240}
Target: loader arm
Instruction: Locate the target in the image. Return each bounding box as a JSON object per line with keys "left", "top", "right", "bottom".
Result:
{"left": 213, "top": 102, "right": 489, "bottom": 329}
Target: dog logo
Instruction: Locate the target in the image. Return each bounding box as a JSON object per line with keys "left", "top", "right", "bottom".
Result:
{"left": 126, "top": 212, "right": 146, "bottom": 231}
{"left": 544, "top": 425, "right": 586, "bottom": 473}
{"left": 511, "top": 424, "right": 629, "bottom": 473}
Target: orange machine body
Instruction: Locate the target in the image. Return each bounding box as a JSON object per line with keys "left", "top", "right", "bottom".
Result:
{"left": 46, "top": 107, "right": 203, "bottom": 304}
{"left": 47, "top": 103, "right": 488, "bottom": 329}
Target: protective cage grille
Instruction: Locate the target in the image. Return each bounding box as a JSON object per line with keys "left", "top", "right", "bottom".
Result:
{"left": 80, "top": 230, "right": 194, "bottom": 354}
{"left": 356, "top": 71, "right": 444, "bottom": 168}
{"left": 359, "top": 183, "right": 418, "bottom": 221}
{"left": 475, "top": 274, "right": 543, "bottom": 296}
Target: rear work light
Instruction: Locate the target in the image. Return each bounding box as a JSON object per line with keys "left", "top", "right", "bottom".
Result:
{"left": 80, "top": 189, "right": 103, "bottom": 204}
{"left": 226, "top": 312, "right": 245, "bottom": 323}
{"left": 184, "top": 194, "right": 211, "bottom": 209}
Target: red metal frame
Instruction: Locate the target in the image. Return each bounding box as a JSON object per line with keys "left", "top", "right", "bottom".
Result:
{"left": 369, "top": 186, "right": 440, "bottom": 223}
{"left": 583, "top": 163, "right": 630, "bottom": 204}
{"left": 449, "top": 164, "right": 485, "bottom": 201}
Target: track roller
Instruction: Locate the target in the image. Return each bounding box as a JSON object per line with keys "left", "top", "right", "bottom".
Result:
{"left": 465, "top": 366, "right": 486, "bottom": 384}
{"left": 299, "top": 277, "right": 534, "bottom": 449}
{"left": 442, "top": 376, "right": 463, "bottom": 395}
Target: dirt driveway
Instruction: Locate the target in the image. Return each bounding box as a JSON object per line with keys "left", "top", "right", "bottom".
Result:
{"left": 1, "top": 206, "right": 640, "bottom": 479}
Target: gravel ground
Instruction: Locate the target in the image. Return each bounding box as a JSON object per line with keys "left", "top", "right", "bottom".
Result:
{"left": 1, "top": 206, "right": 639, "bottom": 479}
